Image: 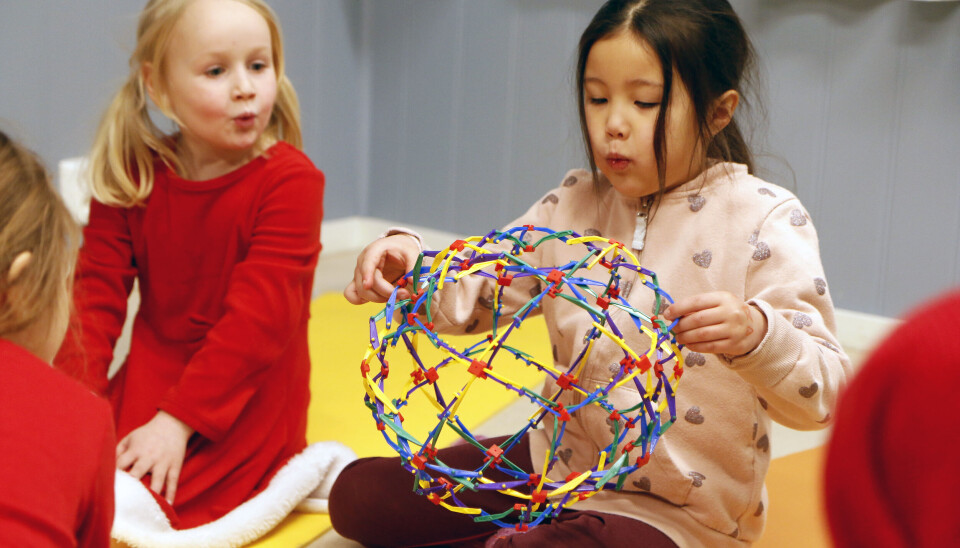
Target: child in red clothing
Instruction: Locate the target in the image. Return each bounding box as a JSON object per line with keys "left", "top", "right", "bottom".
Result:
{"left": 824, "top": 290, "right": 960, "bottom": 547}
{"left": 55, "top": 0, "right": 325, "bottom": 529}
{"left": 0, "top": 129, "right": 116, "bottom": 547}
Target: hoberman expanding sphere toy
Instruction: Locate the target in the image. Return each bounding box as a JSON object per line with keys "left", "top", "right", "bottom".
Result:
{"left": 360, "top": 226, "right": 684, "bottom": 530}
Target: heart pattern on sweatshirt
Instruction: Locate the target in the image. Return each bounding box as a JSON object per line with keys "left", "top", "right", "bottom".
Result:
{"left": 584, "top": 228, "right": 602, "bottom": 237}
{"left": 688, "top": 195, "right": 705, "bottom": 212}
{"left": 758, "top": 188, "right": 777, "bottom": 197}
{"left": 793, "top": 312, "right": 813, "bottom": 328}
{"left": 814, "top": 277, "right": 827, "bottom": 295}
{"left": 756, "top": 434, "right": 770, "bottom": 453}
{"left": 465, "top": 318, "right": 479, "bottom": 333}
{"left": 688, "top": 471, "right": 706, "bottom": 487}
{"left": 686, "top": 352, "right": 706, "bottom": 366}
{"left": 685, "top": 406, "right": 705, "bottom": 425}
{"left": 529, "top": 283, "right": 542, "bottom": 298}
{"left": 558, "top": 448, "right": 573, "bottom": 465}
{"left": 562, "top": 176, "right": 578, "bottom": 187}
{"left": 541, "top": 193, "right": 559, "bottom": 205}
{"left": 478, "top": 295, "right": 494, "bottom": 310}
{"left": 799, "top": 382, "right": 819, "bottom": 398}
{"left": 818, "top": 340, "right": 841, "bottom": 353}
{"left": 633, "top": 477, "right": 652, "bottom": 491}
{"left": 790, "top": 209, "right": 807, "bottom": 226}
{"left": 752, "top": 242, "right": 771, "bottom": 261}
{"left": 755, "top": 502, "right": 764, "bottom": 517}
{"left": 693, "top": 250, "right": 713, "bottom": 268}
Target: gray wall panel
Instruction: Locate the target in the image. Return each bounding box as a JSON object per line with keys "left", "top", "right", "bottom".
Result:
{"left": 1, "top": 1, "right": 958, "bottom": 317}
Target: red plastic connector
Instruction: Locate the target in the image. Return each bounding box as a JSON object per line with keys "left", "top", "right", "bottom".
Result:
{"left": 556, "top": 373, "right": 577, "bottom": 390}
{"left": 597, "top": 296, "right": 610, "bottom": 310}
{"left": 450, "top": 239, "right": 466, "bottom": 252}
{"left": 468, "top": 360, "right": 489, "bottom": 379}
{"left": 425, "top": 368, "right": 439, "bottom": 384}
{"left": 555, "top": 403, "right": 571, "bottom": 422}
{"left": 411, "top": 368, "right": 425, "bottom": 384}
{"left": 485, "top": 444, "right": 504, "bottom": 464}
{"left": 497, "top": 274, "right": 513, "bottom": 286}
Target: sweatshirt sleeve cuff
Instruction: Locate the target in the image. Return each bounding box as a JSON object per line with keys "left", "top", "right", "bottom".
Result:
{"left": 721, "top": 298, "right": 803, "bottom": 388}
{"left": 379, "top": 227, "right": 424, "bottom": 253}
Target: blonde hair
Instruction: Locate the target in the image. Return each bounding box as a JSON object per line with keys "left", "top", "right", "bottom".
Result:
{"left": 0, "top": 130, "right": 80, "bottom": 338}
{"left": 89, "top": 0, "right": 302, "bottom": 207}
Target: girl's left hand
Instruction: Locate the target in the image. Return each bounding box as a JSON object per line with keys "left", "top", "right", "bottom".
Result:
{"left": 116, "top": 411, "right": 194, "bottom": 505}
{"left": 662, "top": 291, "right": 767, "bottom": 357}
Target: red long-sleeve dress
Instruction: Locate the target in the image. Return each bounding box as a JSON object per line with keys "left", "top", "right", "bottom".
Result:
{"left": 1, "top": 339, "right": 115, "bottom": 547}
{"left": 56, "top": 141, "right": 325, "bottom": 528}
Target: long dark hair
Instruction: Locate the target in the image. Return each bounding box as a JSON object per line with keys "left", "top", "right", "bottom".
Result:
{"left": 576, "top": 0, "right": 758, "bottom": 194}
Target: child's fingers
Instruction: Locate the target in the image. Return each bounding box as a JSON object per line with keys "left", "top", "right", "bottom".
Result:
{"left": 116, "top": 436, "right": 130, "bottom": 461}
{"left": 150, "top": 464, "right": 166, "bottom": 496}
{"left": 165, "top": 464, "right": 180, "bottom": 504}
{"left": 343, "top": 281, "right": 366, "bottom": 305}
{"left": 127, "top": 455, "right": 153, "bottom": 480}
{"left": 663, "top": 292, "right": 721, "bottom": 320}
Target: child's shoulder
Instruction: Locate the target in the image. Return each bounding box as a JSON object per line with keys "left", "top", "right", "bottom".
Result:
{"left": 696, "top": 163, "right": 804, "bottom": 215}
{"left": 0, "top": 340, "right": 111, "bottom": 419}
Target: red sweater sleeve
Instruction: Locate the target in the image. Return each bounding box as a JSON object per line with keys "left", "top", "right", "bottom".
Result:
{"left": 159, "top": 163, "right": 324, "bottom": 441}
{"left": 55, "top": 200, "right": 136, "bottom": 395}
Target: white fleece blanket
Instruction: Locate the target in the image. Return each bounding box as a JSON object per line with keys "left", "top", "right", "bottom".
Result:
{"left": 112, "top": 441, "right": 356, "bottom": 548}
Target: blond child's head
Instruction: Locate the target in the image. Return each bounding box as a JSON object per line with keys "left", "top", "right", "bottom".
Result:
{"left": 0, "top": 130, "right": 80, "bottom": 362}
{"left": 91, "top": 0, "right": 302, "bottom": 207}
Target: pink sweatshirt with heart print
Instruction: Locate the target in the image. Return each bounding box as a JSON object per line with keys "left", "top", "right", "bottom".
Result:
{"left": 415, "top": 162, "right": 851, "bottom": 547}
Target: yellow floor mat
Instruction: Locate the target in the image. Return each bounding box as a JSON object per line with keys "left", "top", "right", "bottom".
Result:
{"left": 249, "top": 293, "right": 552, "bottom": 547}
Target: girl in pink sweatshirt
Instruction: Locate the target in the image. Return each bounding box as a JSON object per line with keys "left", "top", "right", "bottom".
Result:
{"left": 332, "top": 1, "right": 851, "bottom": 546}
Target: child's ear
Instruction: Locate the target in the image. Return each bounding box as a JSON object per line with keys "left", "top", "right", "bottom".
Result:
{"left": 141, "top": 62, "right": 168, "bottom": 114}
{"left": 7, "top": 251, "right": 32, "bottom": 284}
{"left": 142, "top": 63, "right": 157, "bottom": 103}
{"left": 709, "top": 90, "right": 740, "bottom": 136}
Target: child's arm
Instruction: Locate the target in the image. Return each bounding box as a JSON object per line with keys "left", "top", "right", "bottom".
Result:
{"left": 54, "top": 200, "right": 137, "bottom": 394}
{"left": 157, "top": 163, "right": 324, "bottom": 443}
{"left": 676, "top": 200, "right": 851, "bottom": 430}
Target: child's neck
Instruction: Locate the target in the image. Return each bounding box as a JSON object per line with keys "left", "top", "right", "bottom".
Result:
{"left": 175, "top": 134, "right": 273, "bottom": 181}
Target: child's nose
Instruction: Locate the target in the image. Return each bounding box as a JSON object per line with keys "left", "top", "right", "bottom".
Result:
{"left": 606, "top": 109, "right": 629, "bottom": 139}
{"left": 233, "top": 72, "right": 256, "bottom": 100}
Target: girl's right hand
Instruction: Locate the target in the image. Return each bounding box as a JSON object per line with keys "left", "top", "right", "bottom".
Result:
{"left": 344, "top": 234, "right": 421, "bottom": 304}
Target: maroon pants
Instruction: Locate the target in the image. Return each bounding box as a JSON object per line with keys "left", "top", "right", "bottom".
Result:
{"left": 329, "top": 435, "right": 677, "bottom": 548}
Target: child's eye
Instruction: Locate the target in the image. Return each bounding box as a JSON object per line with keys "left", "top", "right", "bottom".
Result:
{"left": 635, "top": 101, "right": 660, "bottom": 109}
{"left": 251, "top": 61, "right": 269, "bottom": 72}
{"left": 206, "top": 67, "right": 224, "bottom": 77}
{"left": 588, "top": 97, "right": 607, "bottom": 105}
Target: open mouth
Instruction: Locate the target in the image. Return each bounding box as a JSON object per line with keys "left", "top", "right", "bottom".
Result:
{"left": 606, "top": 154, "right": 630, "bottom": 171}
